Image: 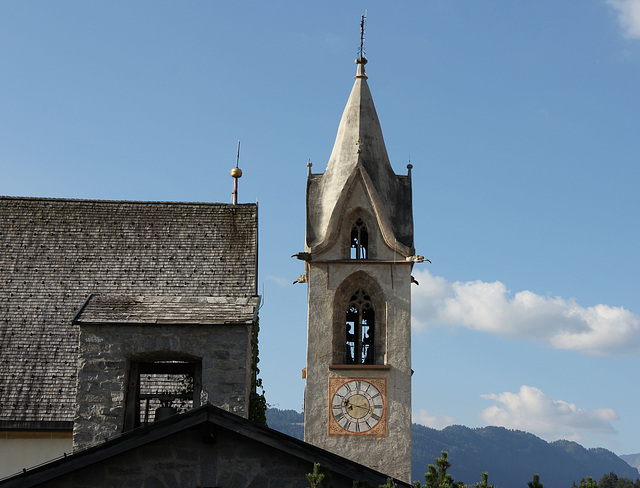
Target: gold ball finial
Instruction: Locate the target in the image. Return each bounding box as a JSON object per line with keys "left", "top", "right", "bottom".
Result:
{"left": 231, "top": 167, "right": 243, "bottom": 178}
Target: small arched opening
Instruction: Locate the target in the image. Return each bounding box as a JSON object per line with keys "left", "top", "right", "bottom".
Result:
{"left": 350, "top": 218, "right": 369, "bottom": 259}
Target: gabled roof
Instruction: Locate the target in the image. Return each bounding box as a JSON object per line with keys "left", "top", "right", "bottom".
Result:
{"left": 306, "top": 58, "right": 414, "bottom": 255}
{"left": 0, "top": 197, "right": 258, "bottom": 426}
{"left": 73, "top": 295, "right": 261, "bottom": 326}
{"left": 0, "top": 404, "right": 411, "bottom": 487}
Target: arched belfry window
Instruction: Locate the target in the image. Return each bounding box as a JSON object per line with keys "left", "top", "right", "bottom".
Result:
{"left": 345, "top": 289, "right": 375, "bottom": 364}
{"left": 350, "top": 218, "right": 368, "bottom": 259}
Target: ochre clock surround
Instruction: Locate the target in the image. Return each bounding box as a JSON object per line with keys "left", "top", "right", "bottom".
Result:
{"left": 328, "top": 377, "right": 387, "bottom": 437}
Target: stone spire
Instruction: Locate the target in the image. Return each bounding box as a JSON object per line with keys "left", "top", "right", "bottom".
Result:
{"left": 305, "top": 56, "right": 414, "bottom": 255}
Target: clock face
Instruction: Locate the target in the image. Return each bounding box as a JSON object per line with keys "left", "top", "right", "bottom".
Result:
{"left": 328, "top": 377, "right": 386, "bottom": 436}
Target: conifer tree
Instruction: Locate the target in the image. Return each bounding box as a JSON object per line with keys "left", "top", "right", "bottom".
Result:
{"left": 580, "top": 476, "right": 597, "bottom": 488}
{"left": 306, "top": 463, "right": 325, "bottom": 488}
{"left": 422, "top": 451, "right": 457, "bottom": 488}
{"left": 528, "top": 474, "right": 544, "bottom": 488}
{"left": 598, "top": 472, "right": 615, "bottom": 488}
{"left": 475, "top": 472, "right": 493, "bottom": 488}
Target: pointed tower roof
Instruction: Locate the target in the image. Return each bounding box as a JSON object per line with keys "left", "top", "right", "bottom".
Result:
{"left": 306, "top": 56, "right": 414, "bottom": 255}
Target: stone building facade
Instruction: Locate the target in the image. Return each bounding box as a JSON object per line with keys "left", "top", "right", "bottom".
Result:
{"left": 0, "top": 197, "right": 259, "bottom": 477}
{"left": 0, "top": 194, "right": 413, "bottom": 487}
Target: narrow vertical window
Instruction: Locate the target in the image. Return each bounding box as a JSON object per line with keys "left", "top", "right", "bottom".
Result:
{"left": 345, "top": 289, "right": 375, "bottom": 364}
{"left": 350, "top": 218, "right": 369, "bottom": 259}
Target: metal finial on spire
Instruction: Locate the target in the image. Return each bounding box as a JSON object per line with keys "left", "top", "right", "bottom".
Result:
{"left": 355, "top": 12, "right": 368, "bottom": 79}
{"left": 230, "top": 140, "right": 243, "bottom": 205}
{"left": 358, "top": 12, "right": 367, "bottom": 60}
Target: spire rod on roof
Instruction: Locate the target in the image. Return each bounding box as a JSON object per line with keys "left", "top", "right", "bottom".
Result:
{"left": 231, "top": 140, "right": 243, "bottom": 205}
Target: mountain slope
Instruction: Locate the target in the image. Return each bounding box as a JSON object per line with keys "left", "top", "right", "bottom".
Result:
{"left": 413, "top": 423, "right": 639, "bottom": 487}
{"left": 621, "top": 453, "right": 640, "bottom": 471}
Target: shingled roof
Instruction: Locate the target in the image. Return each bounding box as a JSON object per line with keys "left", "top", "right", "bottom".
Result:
{"left": 0, "top": 197, "right": 258, "bottom": 427}
{"left": 73, "top": 295, "right": 261, "bottom": 326}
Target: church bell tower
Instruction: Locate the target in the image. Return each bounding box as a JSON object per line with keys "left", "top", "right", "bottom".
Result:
{"left": 300, "top": 22, "right": 422, "bottom": 483}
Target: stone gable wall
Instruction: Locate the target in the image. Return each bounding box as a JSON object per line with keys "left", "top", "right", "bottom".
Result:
{"left": 37, "top": 427, "right": 361, "bottom": 488}
{"left": 73, "top": 323, "right": 252, "bottom": 451}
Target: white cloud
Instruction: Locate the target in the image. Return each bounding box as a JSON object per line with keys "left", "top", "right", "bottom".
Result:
{"left": 264, "top": 274, "right": 290, "bottom": 287}
{"left": 607, "top": 0, "right": 640, "bottom": 39}
{"left": 480, "top": 386, "right": 618, "bottom": 443}
{"left": 413, "top": 409, "right": 455, "bottom": 430}
{"left": 411, "top": 269, "right": 640, "bottom": 356}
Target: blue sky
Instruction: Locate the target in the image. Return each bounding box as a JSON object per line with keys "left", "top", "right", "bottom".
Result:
{"left": 1, "top": 1, "right": 639, "bottom": 456}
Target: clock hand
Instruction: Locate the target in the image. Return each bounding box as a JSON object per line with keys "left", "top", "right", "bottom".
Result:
{"left": 354, "top": 403, "right": 371, "bottom": 413}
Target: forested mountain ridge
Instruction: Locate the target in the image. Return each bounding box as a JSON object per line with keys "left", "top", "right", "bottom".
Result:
{"left": 265, "top": 407, "right": 304, "bottom": 439}
{"left": 266, "top": 408, "right": 639, "bottom": 487}
{"left": 413, "top": 423, "right": 638, "bottom": 487}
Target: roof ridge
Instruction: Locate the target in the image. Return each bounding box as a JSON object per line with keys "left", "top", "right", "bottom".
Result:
{"left": 0, "top": 195, "right": 256, "bottom": 207}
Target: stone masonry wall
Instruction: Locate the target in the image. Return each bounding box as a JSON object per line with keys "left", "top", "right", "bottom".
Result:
{"left": 304, "top": 261, "right": 412, "bottom": 481}
{"left": 42, "top": 426, "right": 361, "bottom": 488}
{"left": 73, "top": 324, "right": 252, "bottom": 451}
